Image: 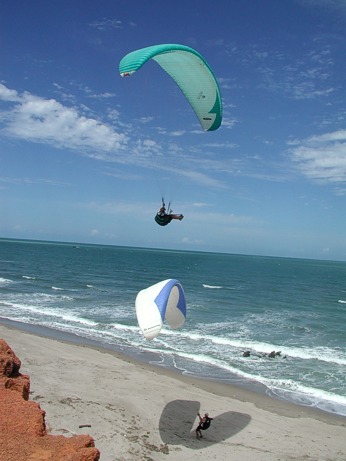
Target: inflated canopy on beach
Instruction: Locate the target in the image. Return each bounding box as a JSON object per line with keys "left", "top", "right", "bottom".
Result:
{"left": 135, "top": 279, "right": 186, "bottom": 340}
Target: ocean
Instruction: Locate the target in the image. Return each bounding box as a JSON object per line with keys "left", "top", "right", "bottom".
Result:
{"left": 0, "top": 238, "right": 345, "bottom": 417}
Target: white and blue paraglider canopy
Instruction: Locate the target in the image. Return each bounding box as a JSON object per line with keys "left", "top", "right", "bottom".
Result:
{"left": 135, "top": 279, "right": 186, "bottom": 340}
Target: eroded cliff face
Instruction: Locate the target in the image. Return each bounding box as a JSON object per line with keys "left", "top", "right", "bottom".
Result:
{"left": 0, "top": 338, "right": 100, "bottom": 461}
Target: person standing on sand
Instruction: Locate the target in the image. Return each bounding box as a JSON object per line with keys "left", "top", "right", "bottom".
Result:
{"left": 195, "top": 412, "right": 213, "bottom": 439}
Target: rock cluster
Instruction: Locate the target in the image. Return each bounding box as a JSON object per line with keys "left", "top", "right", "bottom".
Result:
{"left": 0, "top": 338, "right": 100, "bottom": 461}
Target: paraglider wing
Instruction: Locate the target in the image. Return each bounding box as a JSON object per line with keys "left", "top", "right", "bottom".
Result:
{"left": 135, "top": 279, "right": 186, "bottom": 340}
{"left": 119, "top": 44, "right": 222, "bottom": 131}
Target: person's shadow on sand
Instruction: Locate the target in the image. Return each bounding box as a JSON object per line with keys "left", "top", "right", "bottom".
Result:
{"left": 159, "top": 399, "right": 251, "bottom": 448}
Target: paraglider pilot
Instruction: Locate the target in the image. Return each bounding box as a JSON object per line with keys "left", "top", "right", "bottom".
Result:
{"left": 155, "top": 202, "right": 184, "bottom": 226}
{"left": 195, "top": 412, "right": 213, "bottom": 439}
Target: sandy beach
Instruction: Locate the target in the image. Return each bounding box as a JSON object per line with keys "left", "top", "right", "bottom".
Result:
{"left": 1, "top": 323, "right": 345, "bottom": 461}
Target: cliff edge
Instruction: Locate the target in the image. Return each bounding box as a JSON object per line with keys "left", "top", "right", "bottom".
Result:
{"left": 0, "top": 338, "right": 100, "bottom": 461}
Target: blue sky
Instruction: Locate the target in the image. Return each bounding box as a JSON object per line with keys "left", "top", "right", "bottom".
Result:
{"left": 1, "top": 0, "right": 346, "bottom": 260}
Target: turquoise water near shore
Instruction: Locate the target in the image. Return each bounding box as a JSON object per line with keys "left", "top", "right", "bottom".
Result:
{"left": 1, "top": 238, "right": 345, "bottom": 416}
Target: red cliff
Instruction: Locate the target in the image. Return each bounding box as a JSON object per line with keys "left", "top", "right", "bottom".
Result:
{"left": 0, "top": 338, "right": 100, "bottom": 461}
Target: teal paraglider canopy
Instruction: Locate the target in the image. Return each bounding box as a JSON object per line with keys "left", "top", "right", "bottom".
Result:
{"left": 119, "top": 43, "right": 222, "bottom": 131}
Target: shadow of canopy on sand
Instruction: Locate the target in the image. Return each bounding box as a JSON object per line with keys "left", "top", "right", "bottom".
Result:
{"left": 159, "top": 399, "right": 251, "bottom": 448}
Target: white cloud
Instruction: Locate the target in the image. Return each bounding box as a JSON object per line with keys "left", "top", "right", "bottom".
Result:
{"left": 88, "top": 18, "right": 136, "bottom": 30}
{"left": 0, "top": 84, "right": 231, "bottom": 190}
{"left": 0, "top": 83, "right": 128, "bottom": 157}
{"left": 181, "top": 236, "right": 204, "bottom": 246}
{"left": 236, "top": 40, "right": 338, "bottom": 101}
{"left": 85, "top": 201, "right": 150, "bottom": 217}
{"left": 169, "top": 130, "right": 186, "bottom": 137}
{"left": 0, "top": 176, "right": 69, "bottom": 186}
{"left": 219, "top": 116, "right": 238, "bottom": 129}
{"left": 179, "top": 169, "right": 227, "bottom": 189}
{"left": 88, "top": 18, "right": 123, "bottom": 30}
{"left": 289, "top": 129, "right": 346, "bottom": 186}
{"left": 0, "top": 83, "right": 21, "bottom": 102}
{"left": 88, "top": 92, "right": 116, "bottom": 100}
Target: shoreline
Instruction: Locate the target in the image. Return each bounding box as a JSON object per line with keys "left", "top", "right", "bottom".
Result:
{"left": 1, "top": 323, "right": 346, "bottom": 460}
{"left": 1, "top": 317, "right": 345, "bottom": 426}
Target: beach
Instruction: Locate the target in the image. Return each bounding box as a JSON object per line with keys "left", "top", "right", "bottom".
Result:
{"left": 2, "top": 241, "right": 346, "bottom": 418}
{"left": 1, "top": 323, "right": 345, "bottom": 461}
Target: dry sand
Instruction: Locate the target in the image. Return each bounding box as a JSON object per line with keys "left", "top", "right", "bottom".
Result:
{"left": 1, "top": 323, "right": 345, "bottom": 461}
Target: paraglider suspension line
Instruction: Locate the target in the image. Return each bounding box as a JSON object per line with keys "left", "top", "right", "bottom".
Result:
{"left": 162, "top": 197, "right": 172, "bottom": 214}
